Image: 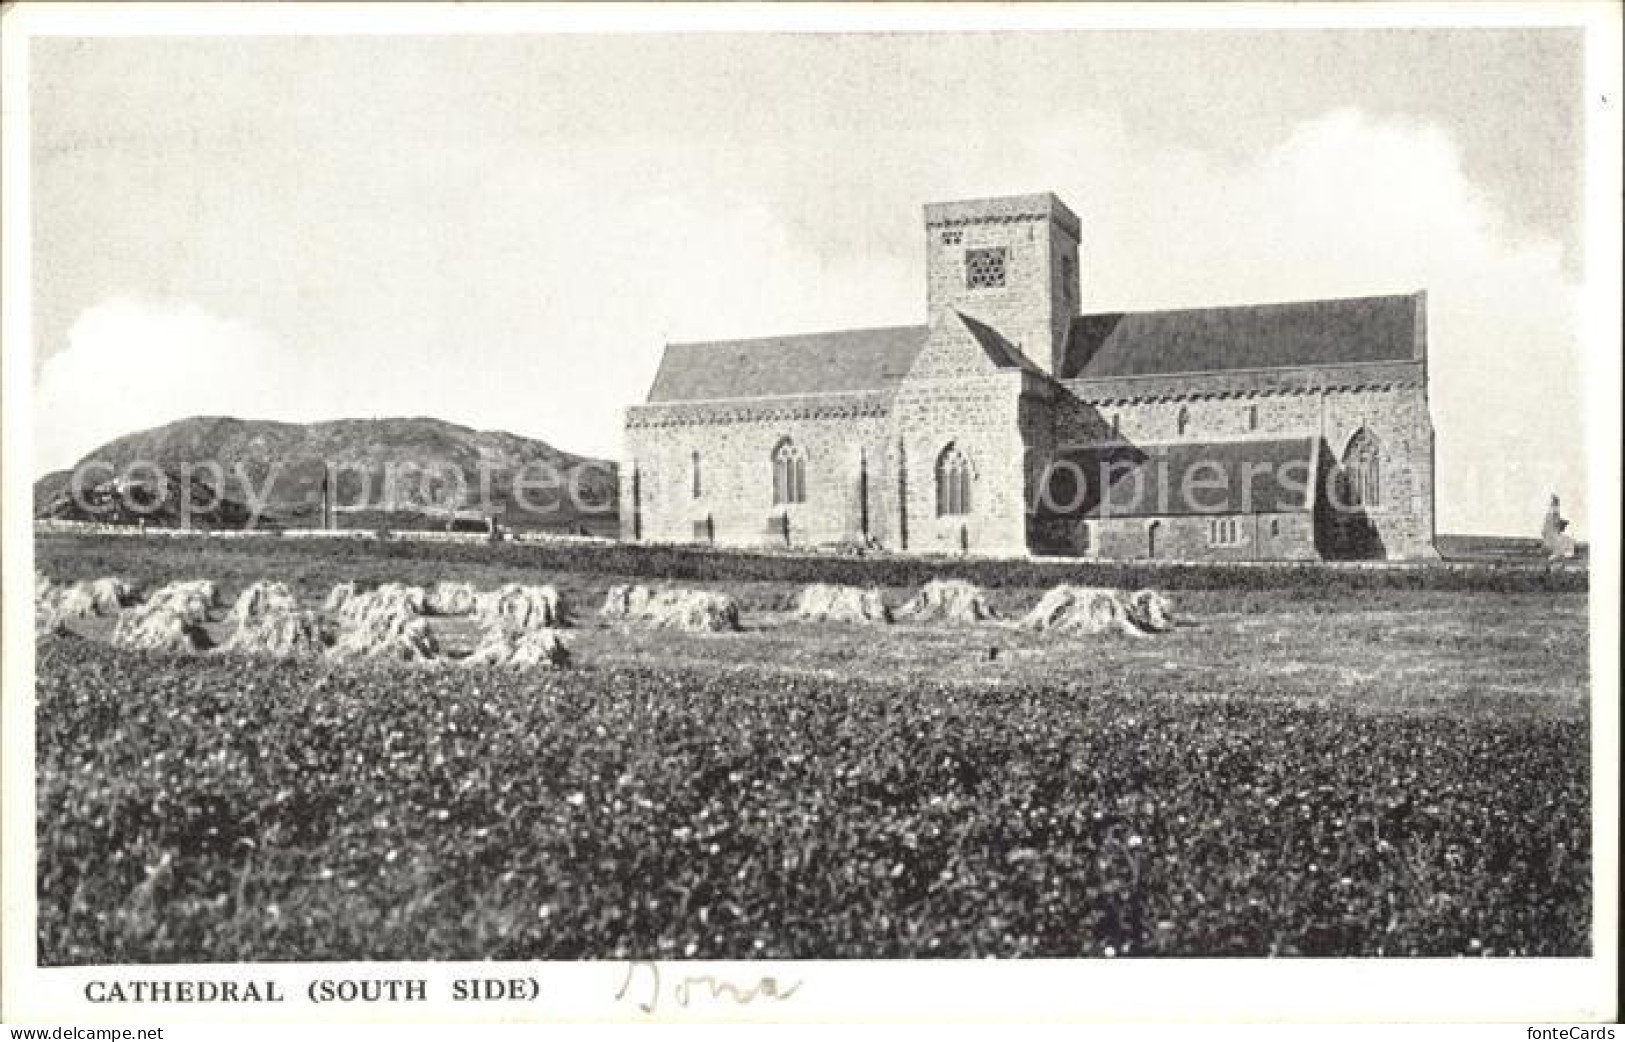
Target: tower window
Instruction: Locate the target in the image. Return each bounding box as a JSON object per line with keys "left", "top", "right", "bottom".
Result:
{"left": 1247, "top": 404, "right": 1259, "bottom": 432}
{"left": 941, "top": 229, "right": 962, "bottom": 246}
{"left": 1177, "top": 405, "right": 1192, "bottom": 436}
{"left": 965, "top": 247, "right": 1007, "bottom": 289}
{"left": 691, "top": 451, "right": 703, "bottom": 499}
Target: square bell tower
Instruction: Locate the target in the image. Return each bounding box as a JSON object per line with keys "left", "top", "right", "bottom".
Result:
{"left": 924, "top": 192, "right": 1081, "bottom": 377}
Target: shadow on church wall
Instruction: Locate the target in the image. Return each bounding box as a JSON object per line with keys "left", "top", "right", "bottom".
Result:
{"left": 1314, "top": 441, "right": 1387, "bottom": 560}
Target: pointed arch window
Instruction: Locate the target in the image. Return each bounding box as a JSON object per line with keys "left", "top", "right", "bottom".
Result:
{"left": 1344, "top": 428, "right": 1382, "bottom": 508}
{"left": 1177, "top": 405, "right": 1192, "bottom": 436}
{"left": 772, "top": 439, "right": 807, "bottom": 505}
{"left": 936, "top": 443, "right": 973, "bottom": 517}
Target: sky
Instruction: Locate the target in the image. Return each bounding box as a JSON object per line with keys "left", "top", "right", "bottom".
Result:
{"left": 27, "top": 27, "right": 1595, "bottom": 536}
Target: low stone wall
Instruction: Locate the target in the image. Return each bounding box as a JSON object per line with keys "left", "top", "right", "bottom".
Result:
{"left": 32, "top": 519, "right": 614, "bottom": 547}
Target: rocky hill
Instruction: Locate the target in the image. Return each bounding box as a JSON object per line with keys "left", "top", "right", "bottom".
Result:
{"left": 35, "top": 416, "right": 619, "bottom": 533}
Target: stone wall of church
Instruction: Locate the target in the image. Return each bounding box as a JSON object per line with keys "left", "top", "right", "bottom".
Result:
{"left": 1088, "top": 511, "right": 1320, "bottom": 561}
{"left": 888, "top": 372, "right": 1031, "bottom": 556}
{"left": 1051, "top": 362, "right": 1437, "bottom": 560}
{"left": 1318, "top": 384, "right": 1437, "bottom": 560}
{"left": 622, "top": 394, "right": 899, "bottom": 549}
{"left": 1018, "top": 380, "right": 1058, "bottom": 549}
{"left": 622, "top": 363, "right": 1437, "bottom": 561}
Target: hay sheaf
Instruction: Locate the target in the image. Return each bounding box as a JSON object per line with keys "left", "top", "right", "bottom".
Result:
{"left": 794, "top": 584, "right": 893, "bottom": 625}
{"left": 226, "top": 581, "right": 298, "bottom": 627}
{"left": 43, "top": 577, "right": 135, "bottom": 623}
{"left": 110, "top": 602, "right": 211, "bottom": 654}
{"left": 325, "top": 585, "right": 437, "bottom": 662}
{"left": 322, "top": 582, "right": 359, "bottom": 614}
{"left": 35, "top": 574, "right": 59, "bottom": 637}
{"left": 221, "top": 609, "right": 335, "bottom": 658}
{"left": 1019, "top": 585, "right": 1175, "bottom": 637}
{"left": 600, "top": 585, "right": 741, "bottom": 632}
{"left": 425, "top": 581, "right": 478, "bottom": 616}
{"left": 599, "top": 584, "right": 656, "bottom": 619}
{"left": 1127, "top": 590, "right": 1175, "bottom": 633}
{"left": 898, "top": 579, "right": 998, "bottom": 624}
{"left": 335, "top": 584, "right": 427, "bottom": 625}
{"left": 473, "top": 584, "right": 568, "bottom": 630}
{"left": 329, "top": 612, "right": 439, "bottom": 663}
{"left": 43, "top": 585, "right": 97, "bottom": 623}
{"left": 145, "top": 580, "right": 218, "bottom": 626}
{"left": 35, "top": 593, "right": 69, "bottom": 639}
{"left": 464, "top": 626, "right": 571, "bottom": 669}
{"left": 647, "top": 591, "right": 741, "bottom": 632}
{"left": 86, "top": 577, "right": 135, "bottom": 614}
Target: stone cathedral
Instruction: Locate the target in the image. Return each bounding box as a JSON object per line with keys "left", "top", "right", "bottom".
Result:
{"left": 622, "top": 192, "right": 1438, "bottom": 561}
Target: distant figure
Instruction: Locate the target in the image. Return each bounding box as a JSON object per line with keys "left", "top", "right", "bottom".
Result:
{"left": 1542, "top": 494, "right": 1577, "bottom": 560}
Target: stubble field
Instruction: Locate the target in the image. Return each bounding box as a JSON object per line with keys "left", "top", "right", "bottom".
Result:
{"left": 31, "top": 534, "right": 1593, "bottom": 962}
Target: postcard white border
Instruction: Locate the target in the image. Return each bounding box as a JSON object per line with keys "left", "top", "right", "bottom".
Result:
{"left": 2, "top": 1, "right": 1619, "bottom": 1025}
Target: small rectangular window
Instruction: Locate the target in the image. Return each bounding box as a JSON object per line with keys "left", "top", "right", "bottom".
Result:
{"left": 1208, "top": 517, "right": 1245, "bottom": 547}
{"left": 941, "top": 229, "right": 963, "bottom": 246}
{"left": 965, "top": 247, "right": 1007, "bottom": 289}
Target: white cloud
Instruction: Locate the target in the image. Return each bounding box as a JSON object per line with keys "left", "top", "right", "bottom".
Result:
{"left": 34, "top": 297, "right": 321, "bottom": 473}
{"left": 1015, "top": 109, "right": 1587, "bottom": 537}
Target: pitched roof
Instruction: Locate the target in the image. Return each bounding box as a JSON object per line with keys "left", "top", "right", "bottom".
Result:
{"left": 1062, "top": 293, "right": 1421, "bottom": 380}
{"left": 954, "top": 312, "right": 1047, "bottom": 376}
{"left": 645, "top": 325, "right": 928, "bottom": 403}
{"left": 1037, "top": 437, "right": 1319, "bottom": 519}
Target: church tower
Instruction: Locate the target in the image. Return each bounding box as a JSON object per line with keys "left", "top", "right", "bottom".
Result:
{"left": 923, "top": 192, "right": 1081, "bottom": 377}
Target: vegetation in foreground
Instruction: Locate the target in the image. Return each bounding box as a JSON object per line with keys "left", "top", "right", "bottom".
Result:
{"left": 37, "top": 634, "right": 1589, "bottom": 963}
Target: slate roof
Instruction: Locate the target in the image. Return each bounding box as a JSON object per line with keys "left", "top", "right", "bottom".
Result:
{"left": 1062, "top": 293, "right": 1421, "bottom": 380}
{"left": 1037, "top": 437, "right": 1319, "bottom": 519}
{"left": 645, "top": 325, "right": 928, "bottom": 403}
{"left": 643, "top": 293, "right": 1421, "bottom": 402}
{"left": 955, "top": 312, "right": 1047, "bottom": 377}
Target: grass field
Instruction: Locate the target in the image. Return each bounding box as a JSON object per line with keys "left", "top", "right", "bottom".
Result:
{"left": 32, "top": 533, "right": 1593, "bottom": 961}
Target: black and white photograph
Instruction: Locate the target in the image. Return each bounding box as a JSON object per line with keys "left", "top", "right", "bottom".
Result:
{"left": 1, "top": 1, "right": 1618, "bottom": 1026}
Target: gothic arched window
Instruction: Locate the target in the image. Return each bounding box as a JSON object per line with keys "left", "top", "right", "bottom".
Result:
{"left": 1177, "top": 405, "right": 1192, "bottom": 436}
{"left": 772, "top": 439, "right": 807, "bottom": 505}
{"left": 936, "top": 443, "right": 973, "bottom": 517}
{"left": 1343, "top": 428, "right": 1382, "bottom": 508}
